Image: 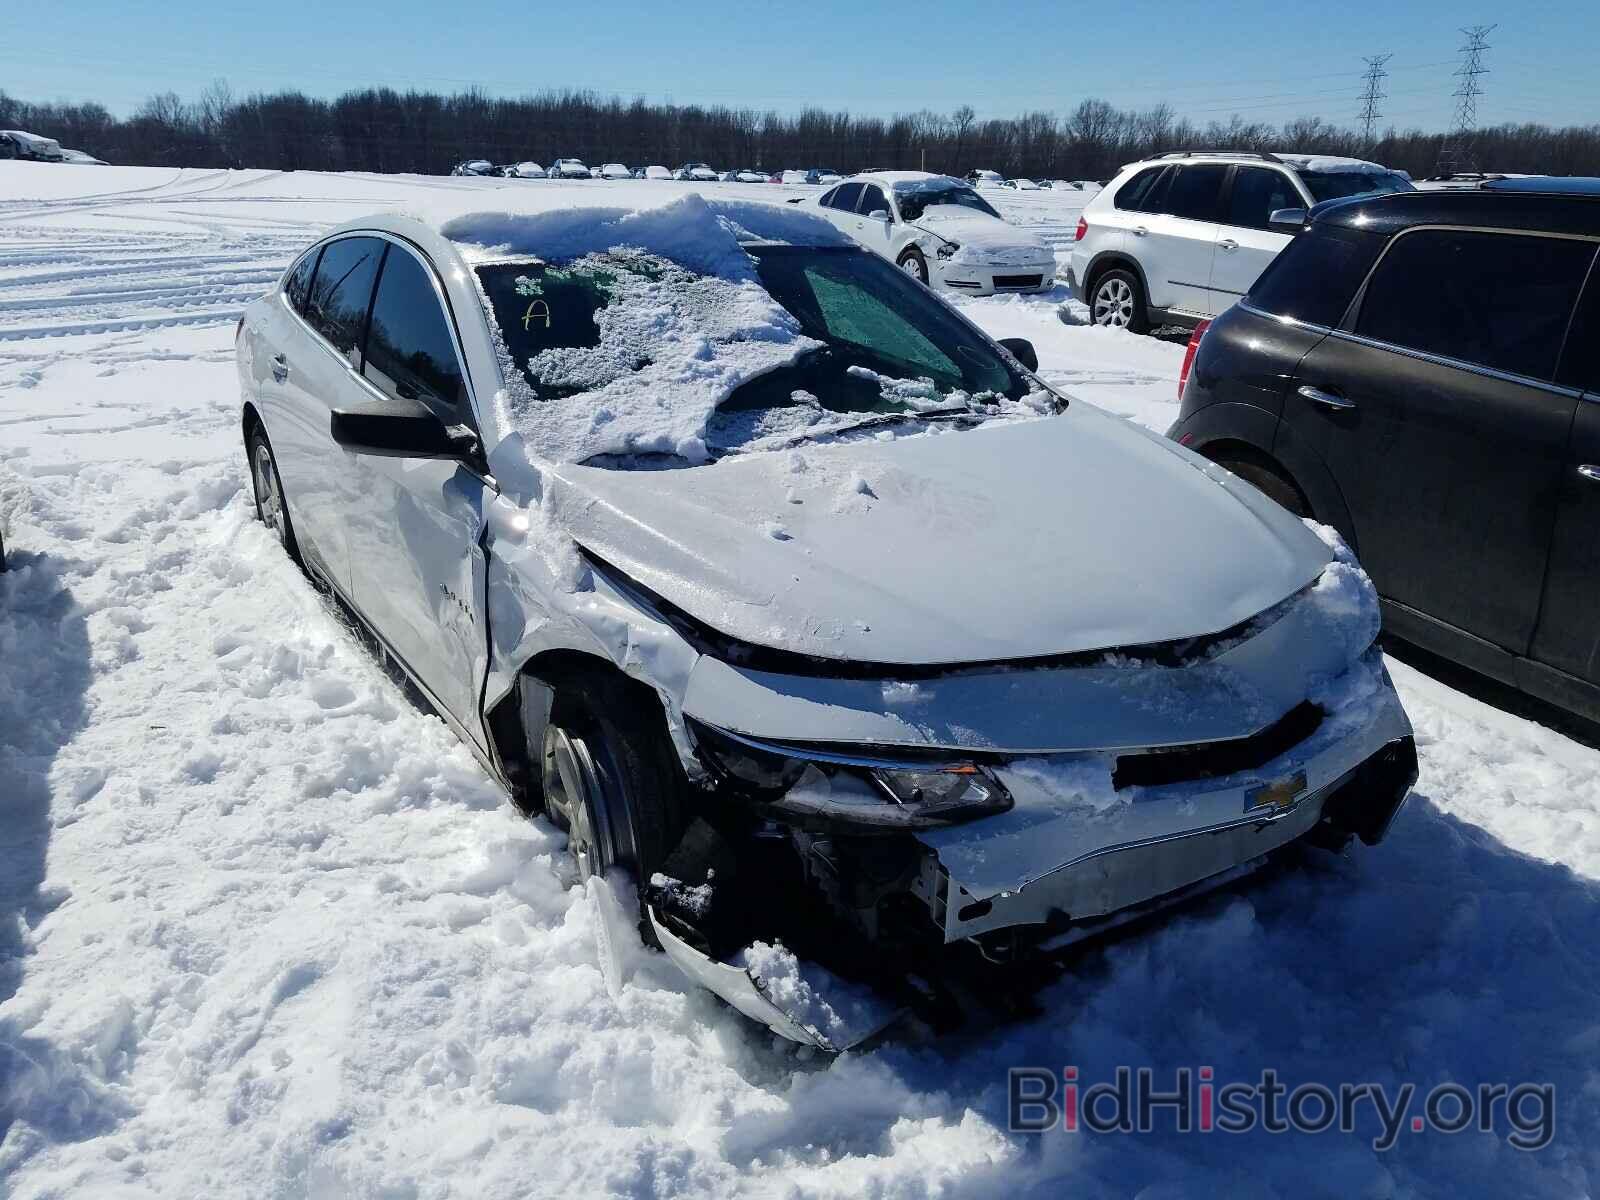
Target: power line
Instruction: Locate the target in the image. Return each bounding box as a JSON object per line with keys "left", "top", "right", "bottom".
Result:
{"left": 1358, "top": 54, "right": 1393, "bottom": 143}
{"left": 1437, "top": 24, "right": 1496, "bottom": 172}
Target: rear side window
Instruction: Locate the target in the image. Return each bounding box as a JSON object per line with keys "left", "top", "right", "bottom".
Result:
{"left": 363, "top": 246, "right": 467, "bottom": 413}
{"left": 1163, "top": 165, "right": 1227, "bottom": 221}
{"left": 304, "top": 236, "right": 383, "bottom": 366}
{"left": 283, "top": 248, "right": 319, "bottom": 313}
{"left": 1557, "top": 271, "right": 1600, "bottom": 391}
{"left": 1356, "top": 230, "right": 1596, "bottom": 381}
{"left": 828, "top": 182, "right": 864, "bottom": 212}
{"left": 1247, "top": 227, "right": 1384, "bottom": 327}
{"left": 1227, "top": 167, "right": 1299, "bottom": 230}
{"left": 1114, "top": 166, "right": 1166, "bottom": 211}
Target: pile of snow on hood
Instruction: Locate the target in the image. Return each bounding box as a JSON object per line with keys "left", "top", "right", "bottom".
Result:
{"left": 442, "top": 194, "right": 852, "bottom": 464}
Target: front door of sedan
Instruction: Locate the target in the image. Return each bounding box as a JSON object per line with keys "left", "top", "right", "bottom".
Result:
{"left": 1285, "top": 228, "right": 1593, "bottom": 654}
{"left": 341, "top": 240, "right": 494, "bottom": 742}
{"left": 268, "top": 235, "right": 386, "bottom": 594}
{"left": 852, "top": 185, "right": 898, "bottom": 259}
{"left": 1207, "top": 166, "right": 1297, "bottom": 315}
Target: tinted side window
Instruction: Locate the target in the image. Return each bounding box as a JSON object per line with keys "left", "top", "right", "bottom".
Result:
{"left": 829, "top": 183, "right": 864, "bottom": 212}
{"left": 363, "top": 246, "right": 466, "bottom": 413}
{"left": 1558, "top": 271, "right": 1600, "bottom": 391}
{"left": 1356, "top": 230, "right": 1596, "bottom": 381}
{"left": 1227, "top": 167, "right": 1298, "bottom": 230}
{"left": 1114, "top": 166, "right": 1166, "bottom": 211}
{"left": 1247, "top": 227, "right": 1384, "bottom": 327}
{"left": 1163, "top": 165, "right": 1227, "bottom": 221}
{"left": 304, "top": 236, "right": 383, "bottom": 366}
{"left": 283, "top": 248, "right": 320, "bottom": 313}
{"left": 858, "top": 185, "right": 890, "bottom": 217}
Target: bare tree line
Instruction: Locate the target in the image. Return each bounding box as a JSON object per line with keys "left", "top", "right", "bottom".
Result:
{"left": 4, "top": 84, "right": 1598, "bottom": 179}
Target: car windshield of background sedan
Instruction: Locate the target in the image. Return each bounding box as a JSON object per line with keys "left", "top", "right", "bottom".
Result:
{"left": 474, "top": 245, "right": 1041, "bottom": 467}
{"left": 1301, "top": 169, "right": 1414, "bottom": 202}
{"left": 893, "top": 179, "right": 1001, "bottom": 222}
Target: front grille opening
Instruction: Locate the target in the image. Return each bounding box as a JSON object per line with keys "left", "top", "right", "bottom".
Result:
{"left": 1111, "top": 702, "right": 1324, "bottom": 791}
{"left": 993, "top": 274, "right": 1044, "bottom": 289}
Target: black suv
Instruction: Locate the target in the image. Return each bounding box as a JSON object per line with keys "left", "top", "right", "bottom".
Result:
{"left": 1171, "top": 179, "right": 1600, "bottom": 722}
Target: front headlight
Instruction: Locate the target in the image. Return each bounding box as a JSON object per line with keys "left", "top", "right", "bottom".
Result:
{"left": 935, "top": 242, "right": 959, "bottom": 260}
{"left": 689, "top": 719, "right": 1011, "bottom": 829}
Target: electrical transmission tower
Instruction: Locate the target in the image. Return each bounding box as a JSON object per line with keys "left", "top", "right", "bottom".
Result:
{"left": 1437, "top": 24, "right": 1495, "bottom": 173}
{"left": 1357, "top": 54, "right": 1392, "bottom": 144}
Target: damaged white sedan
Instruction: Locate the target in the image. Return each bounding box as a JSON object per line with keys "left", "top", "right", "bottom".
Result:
{"left": 236, "top": 191, "right": 1415, "bottom": 1050}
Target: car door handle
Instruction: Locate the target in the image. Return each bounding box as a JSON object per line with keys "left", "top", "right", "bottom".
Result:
{"left": 270, "top": 354, "right": 289, "bottom": 383}
{"left": 1132, "top": 226, "right": 1149, "bottom": 236}
{"left": 1297, "top": 384, "right": 1356, "bottom": 411}
{"left": 1218, "top": 238, "right": 1239, "bottom": 251}
{"left": 1579, "top": 464, "right": 1600, "bottom": 484}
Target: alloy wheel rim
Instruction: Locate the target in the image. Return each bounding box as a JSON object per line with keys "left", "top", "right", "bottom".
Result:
{"left": 542, "top": 725, "right": 619, "bottom": 881}
{"left": 253, "top": 443, "right": 285, "bottom": 544}
{"left": 902, "top": 257, "right": 926, "bottom": 282}
{"left": 1094, "top": 278, "right": 1133, "bottom": 327}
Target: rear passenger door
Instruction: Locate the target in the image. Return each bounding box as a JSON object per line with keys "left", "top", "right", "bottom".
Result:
{"left": 342, "top": 239, "right": 493, "bottom": 740}
{"left": 1138, "top": 163, "right": 1227, "bottom": 316}
{"left": 1530, "top": 271, "right": 1600, "bottom": 687}
{"left": 269, "top": 234, "right": 385, "bottom": 594}
{"left": 1208, "top": 166, "right": 1299, "bottom": 312}
{"left": 1286, "top": 227, "right": 1594, "bottom": 654}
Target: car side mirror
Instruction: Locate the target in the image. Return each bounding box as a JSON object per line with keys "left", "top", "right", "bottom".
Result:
{"left": 997, "top": 337, "right": 1039, "bottom": 372}
{"left": 1268, "top": 207, "right": 1309, "bottom": 235}
{"left": 868, "top": 209, "right": 892, "bottom": 222}
{"left": 330, "top": 401, "right": 480, "bottom": 462}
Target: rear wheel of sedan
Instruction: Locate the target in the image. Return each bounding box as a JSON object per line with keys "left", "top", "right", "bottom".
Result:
{"left": 897, "top": 247, "right": 929, "bottom": 285}
{"left": 247, "top": 423, "right": 302, "bottom": 565}
{"left": 1090, "top": 267, "right": 1149, "bottom": 333}
{"left": 538, "top": 670, "right": 687, "bottom": 888}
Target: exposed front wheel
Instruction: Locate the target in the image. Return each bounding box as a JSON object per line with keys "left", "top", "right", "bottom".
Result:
{"left": 537, "top": 672, "right": 687, "bottom": 886}
{"left": 897, "top": 247, "right": 930, "bottom": 285}
{"left": 1090, "top": 267, "right": 1149, "bottom": 333}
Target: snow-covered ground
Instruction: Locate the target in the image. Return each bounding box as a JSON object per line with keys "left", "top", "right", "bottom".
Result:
{"left": 1, "top": 163, "right": 1597, "bottom": 1198}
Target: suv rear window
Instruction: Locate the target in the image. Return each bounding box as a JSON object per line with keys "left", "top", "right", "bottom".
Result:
{"left": 1356, "top": 229, "right": 1596, "bottom": 381}
{"left": 1246, "top": 226, "right": 1383, "bottom": 327}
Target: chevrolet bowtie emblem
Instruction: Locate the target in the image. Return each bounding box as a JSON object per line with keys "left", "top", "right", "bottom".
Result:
{"left": 1245, "top": 770, "right": 1308, "bottom": 815}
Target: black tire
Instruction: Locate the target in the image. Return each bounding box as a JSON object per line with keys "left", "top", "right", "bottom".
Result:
{"left": 1217, "top": 457, "right": 1311, "bottom": 519}
{"left": 246, "top": 421, "right": 303, "bottom": 565}
{"left": 539, "top": 669, "right": 688, "bottom": 883}
{"left": 896, "top": 246, "right": 930, "bottom": 285}
{"left": 1089, "top": 266, "right": 1150, "bottom": 334}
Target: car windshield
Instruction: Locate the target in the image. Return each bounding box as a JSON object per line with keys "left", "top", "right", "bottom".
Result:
{"left": 894, "top": 182, "right": 1000, "bottom": 222}
{"left": 474, "top": 245, "right": 1040, "bottom": 467}
{"left": 1301, "top": 170, "right": 1413, "bottom": 203}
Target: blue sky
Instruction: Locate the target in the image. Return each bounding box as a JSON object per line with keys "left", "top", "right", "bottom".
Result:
{"left": 7, "top": 0, "right": 1594, "bottom": 130}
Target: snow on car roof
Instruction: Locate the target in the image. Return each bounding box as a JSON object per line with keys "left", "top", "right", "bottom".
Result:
{"left": 1273, "top": 154, "right": 1393, "bottom": 174}
{"left": 423, "top": 192, "right": 852, "bottom": 466}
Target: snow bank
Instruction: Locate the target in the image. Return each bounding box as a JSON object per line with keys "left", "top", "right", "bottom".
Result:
{"left": 0, "top": 457, "right": 29, "bottom": 542}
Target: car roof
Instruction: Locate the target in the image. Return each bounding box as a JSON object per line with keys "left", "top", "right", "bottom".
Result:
{"left": 1122, "top": 151, "right": 1392, "bottom": 174}
{"left": 1483, "top": 176, "right": 1600, "bottom": 197}
{"left": 1308, "top": 187, "right": 1600, "bottom": 238}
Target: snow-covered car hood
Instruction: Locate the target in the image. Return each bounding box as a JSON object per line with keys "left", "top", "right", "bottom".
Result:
{"left": 910, "top": 209, "right": 1053, "bottom": 266}
{"left": 544, "top": 403, "right": 1332, "bottom": 668}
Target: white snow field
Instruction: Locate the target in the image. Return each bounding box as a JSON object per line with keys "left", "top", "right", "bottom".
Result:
{"left": 1, "top": 163, "right": 1598, "bottom": 1198}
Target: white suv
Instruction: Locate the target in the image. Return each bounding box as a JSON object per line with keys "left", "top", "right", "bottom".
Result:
{"left": 1068, "top": 152, "right": 1412, "bottom": 332}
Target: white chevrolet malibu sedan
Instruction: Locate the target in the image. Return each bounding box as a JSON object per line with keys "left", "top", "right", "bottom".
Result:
{"left": 236, "top": 192, "right": 1415, "bottom": 1048}
{"left": 803, "top": 172, "right": 1057, "bottom": 295}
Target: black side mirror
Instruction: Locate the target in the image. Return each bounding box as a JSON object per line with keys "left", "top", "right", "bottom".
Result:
{"left": 997, "top": 337, "right": 1039, "bottom": 372}
{"left": 1268, "top": 207, "right": 1309, "bottom": 235}
{"left": 330, "top": 400, "right": 480, "bottom": 462}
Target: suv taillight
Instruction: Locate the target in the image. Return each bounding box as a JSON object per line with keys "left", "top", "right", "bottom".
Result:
{"left": 1074, "top": 217, "right": 1088, "bottom": 241}
{"left": 1178, "top": 319, "right": 1211, "bottom": 402}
